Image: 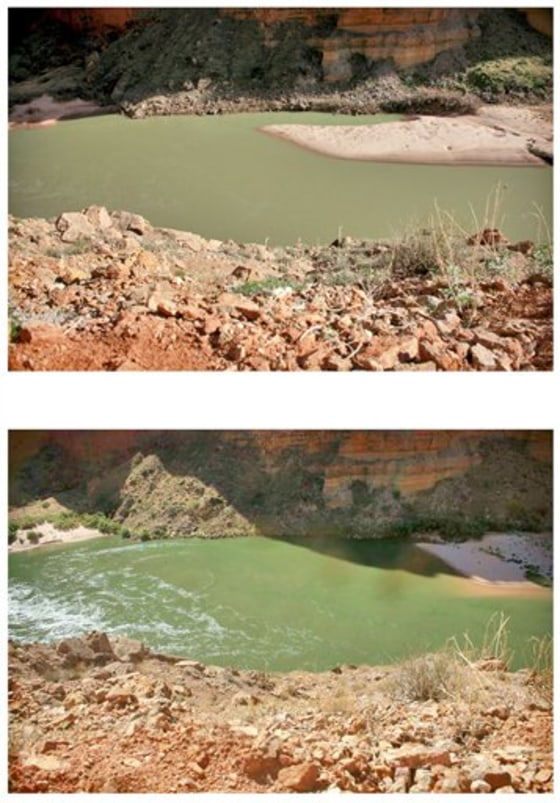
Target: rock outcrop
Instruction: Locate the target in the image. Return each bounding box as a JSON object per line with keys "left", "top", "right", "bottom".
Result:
{"left": 225, "top": 8, "right": 481, "bottom": 79}
{"left": 9, "top": 7, "right": 551, "bottom": 110}
{"left": 9, "top": 430, "right": 552, "bottom": 539}
{"left": 45, "top": 8, "right": 552, "bottom": 77}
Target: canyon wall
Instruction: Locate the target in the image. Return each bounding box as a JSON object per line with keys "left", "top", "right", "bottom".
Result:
{"left": 10, "top": 7, "right": 546, "bottom": 105}
{"left": 9, "top": 431, "right": 552, "bottom": 537}
{"left": 45, "top": 8, "right": 552, "bottom": 85}
{"left": 225, "top": 8, "right": 481, "bottom": 79}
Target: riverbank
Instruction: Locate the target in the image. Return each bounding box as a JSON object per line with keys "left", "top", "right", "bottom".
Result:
{"left": 8, "top": 93, "right": 118, "bottom": 129}
{"left": 10, "top": 93, "right": 552, "bottom": 168}
{"left": 262, "top": 105, "right": 552, "bottom": 166}
{"left": 417, "top": 532, "right": 552, "bottom": 586}
{"left": 8, "top": 521, "right": 110, "bottom": 552}
{"left": 8, "top": 629, "right": 552, "bottom": 793}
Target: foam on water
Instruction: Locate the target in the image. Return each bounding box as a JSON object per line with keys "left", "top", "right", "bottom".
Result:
{"left": 9, "top": 581, "right": 108, "bottom": 642}
{"left": 8, "top": 535, "right": 552, "bottom": 671}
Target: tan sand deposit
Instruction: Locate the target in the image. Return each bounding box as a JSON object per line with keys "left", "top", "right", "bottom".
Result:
{"left": 417, "top": 532, "right": 552, "bottom": 587}
{"left": 9, "top": 522, "right": 109, "bottom": 552}
{"left": 261, "top": 105, "right": 552, "bottom": 166}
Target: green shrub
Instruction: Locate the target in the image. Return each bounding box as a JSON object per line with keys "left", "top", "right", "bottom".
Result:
{"left": 8, "top": 522, "right": 18, "bottom": 545}
{"left": 532, "top": 243, "right": 552, "bottom": 276}
{"left": 237, "top": 277, "right": 298, "bottom": 296}
{"left": 17, "top": 518, "right": 38, "bottom": 531}
{"left": 81, "top": 512, "right": 120, "bottom": 534}
{"left": 382, "top": 514, "right": 489, "bottom": 541}
{"left": 524, "top": 564, "right": 551, "bottom": 587}
{"left": 51, "top": 511, "right": 81, "bottom": 531}
{"left": 466, "top": 57, "right": 552, "bottom": 96}
{"left": 26, "top": 530, "right": 42, "bottom": 544}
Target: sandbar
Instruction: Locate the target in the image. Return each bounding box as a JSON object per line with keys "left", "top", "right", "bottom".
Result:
{"left": 417, "top": 532, "right": 552, "bottom": 589}
{"left": 261, "top": 106, "right": 552, "bottom": 166}
{"left": 9, "top": 522, "right": 110, "bottom": 552}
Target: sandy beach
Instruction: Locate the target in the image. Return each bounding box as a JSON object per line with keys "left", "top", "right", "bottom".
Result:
{"left": 9, "top": 522, "right": 110, "bottom": 552}
{"left": 417, "top": 532, "right": 552, "bottom": 587}
{"left": 261, "top": 105, "right": 552, "bottom": 166}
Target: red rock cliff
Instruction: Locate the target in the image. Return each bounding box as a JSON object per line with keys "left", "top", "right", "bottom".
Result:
{"left": 225, "top": 7, "right": 480, "bottom": 79}
{"left": 46, "top": 8, "right": 551, "bottom": 83}
{"left": 10, "top": 431, "right": 551, "bottom": 525}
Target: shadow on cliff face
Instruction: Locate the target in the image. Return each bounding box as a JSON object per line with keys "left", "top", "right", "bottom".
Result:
{"left": 8, "top": 8, "right": 552, "bottom": 110}
{"left": 9, "top": 430, "right": 553, "bottom": 577}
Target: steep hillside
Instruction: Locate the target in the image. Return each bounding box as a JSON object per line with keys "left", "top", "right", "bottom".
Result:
{"left": 8, "top": 8, "right": 552, "bottom": 114}
{"left": 9, "top": 431, "right": 552, "bottom": 540}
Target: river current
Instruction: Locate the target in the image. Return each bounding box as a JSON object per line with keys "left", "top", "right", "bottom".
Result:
{"left": 8, "top": 536, "right": 551, "bottom": 672}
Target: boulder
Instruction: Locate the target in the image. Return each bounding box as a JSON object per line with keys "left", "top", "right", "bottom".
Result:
{"left": 388, "top": 745, "right": 451, "bottom": 769}
{"left": 111, "top": 636, "right": 147, "bottom": 663}
{"left": 277, "top": 762, "right": 320, "bottom": 792}
{"left": 18, "top": 323, "right": 65, "bottom": 345}
{"left": 56, "top": 212, "right": 95, "bottom": 243}
{"left": 470, "top": 343, "right": 497, "bottom": 370}
{"left": 111, "top": 210, "right": 151, "bottom": 236}
{"left": 105, "top": 686, "right": 139, "bottom": 708}
{"left": 56, "top": 637, "right": 95, "bottom": 667}
{"left": 85, "top": 631, "right": 114, "bottom": 656}
{"left": 147, "top": 292, "right": 178, "bottom": 317}
{"left": 83, "top": 205, "right": 113, "bottom": 231}
{"left": 243, "top": 753, "right": 282, "bottom": 782}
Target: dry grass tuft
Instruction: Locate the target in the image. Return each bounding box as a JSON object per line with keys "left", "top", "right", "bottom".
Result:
{"left": 447, "top": 611, "right": 513, "bottom": 669}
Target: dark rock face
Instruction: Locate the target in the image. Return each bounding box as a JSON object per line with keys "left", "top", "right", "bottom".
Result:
{"left": 8, "top": 9, "right": 552, "bottom": 110}
{"left": 8, "top": 430, "right": 553, "bottom": 539}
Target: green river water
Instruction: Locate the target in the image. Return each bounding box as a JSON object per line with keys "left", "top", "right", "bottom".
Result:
{"left": 9, "top": 112, "right": 552, "bottom": 245}
{"left": 8, "top": 536, "right": 551, "bottom": 672}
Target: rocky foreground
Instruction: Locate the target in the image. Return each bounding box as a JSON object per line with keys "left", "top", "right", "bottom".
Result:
{"left": 8, "top": 632, "right": 552, "bottom": 793}
{"left": 9, "top": 207, "right": 552, "bottom": 371}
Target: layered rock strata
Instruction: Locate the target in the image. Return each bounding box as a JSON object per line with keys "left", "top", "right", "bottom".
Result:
{"left": 9, "top": 431, "right": 552, "bottom": 537}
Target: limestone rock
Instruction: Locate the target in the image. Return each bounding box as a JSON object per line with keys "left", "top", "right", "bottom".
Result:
{"left": 471, "top": 779, "right": 492, "bottom": 793}
{"left": 111, "top": 637, "right": 147, "bottom": 663}
{"left": 111, "top": 210, "right": 151, "bottom": 236}
{"left": 387, "top": 745, "right": 451, "bottom": 769}
{"left": 83, "top": 205, "right": 113, "bottom": 231}
{"left": 56, "top": 212, "right": 95, "bottom": 243}
{"left": 470, "top": 342, "right": 497, "bottom": 370}
{"left": 56, "top": 637, "right": 95, "bottom": 667}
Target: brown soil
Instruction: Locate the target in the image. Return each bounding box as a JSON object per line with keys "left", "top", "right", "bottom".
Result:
{"left": 8, "top": 633, "right": 553, "bottom": 793}
{"left": 8, "top": 208, "right": 552, "bottom": 372}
